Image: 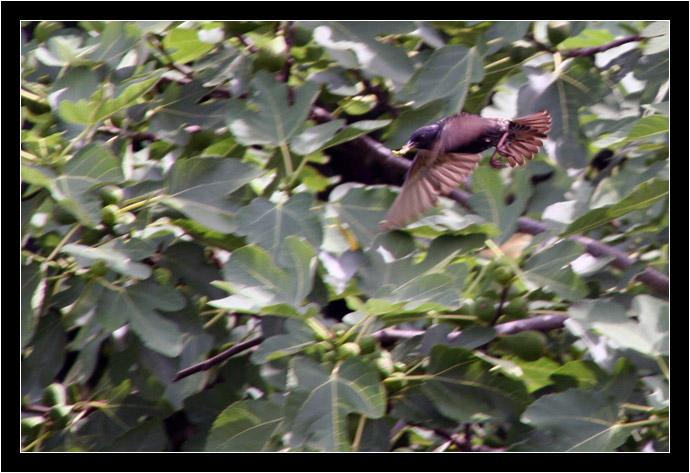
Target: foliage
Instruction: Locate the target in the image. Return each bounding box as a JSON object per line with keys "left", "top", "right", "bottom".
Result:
{"left": 21, "top": 20, "right": 668, "bottom": 452}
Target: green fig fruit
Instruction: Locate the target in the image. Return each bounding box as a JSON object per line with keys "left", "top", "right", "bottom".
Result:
{"left": 547, "top": 21, "right": 572, "bottom": 46}
{"left": 508, "top": 40, "right": 536, "bottom": 63}
{"left": 336, "top": 342, "right": 361, "bottom": 360}
{"left": 99, "top": 185, "right": 124, "bottom": 206}
{"left": 42, "top": 382, "right": 67, "bottom": 407}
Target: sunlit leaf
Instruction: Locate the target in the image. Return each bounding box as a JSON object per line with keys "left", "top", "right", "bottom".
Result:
{"left": 522, "top": 239, "right": 587, "bottom": 300}
{"left": 397, "top": 44, "right": 484, "bottom": 113}
{"left": 562, "top": 178, "right": 669, "bottom": 237}
{"left": 287, "top": 357, "right": 386, "bottom": 451}
{"left": 162, "top": 157, "right": 262, "bottom": 233}
{"left": 422, "top": 346, "right": 531, "bottom": 424}
{"left": 559, "top": 29, "right": 614, "bottom": 49}
{"left": 518, "top": 388, "right": 635, "bottom": 451}
{"left": 252, "top": 319, "right": 314, "bottom": 364}
{"left": 205, "top": 399, "right": 284, "bottom": 452}
{"left": 625, "top": 115, "right": 669, "bottom": 142}
{"left": 228, "top": 71, "right": 320, "bottom": 146}
{"left": 235, "top": 192, "right": 323, "bottom": 257}
{"left": 642, "top": 21, "right": 669, "bottom": 55}
{"left": 304, "top": 21, "right": 415, "bottom": 89}
{"left": 163, "top": 26, "right": 216, "bottom": 63}
{"left": 95, "top": 281, "right": 186, "bottom": 357}
{"left": 212, "top": 236, "right": 317, "bottom": 315}
{"left": 469, "top": 166, "right": 528, "bottom": 245}
{"left": 518, "top": 58, "right": 609, "bottom": 167}
{"left": 358, "top": 234, "right": 482, "bottom": 307}
{"left": 568, "top": 297, "right": 668, "bottom": 357}
{"left": 62, "top": 243, "right": 152, "bottom": 279}
{"left": 290, "top": 120, "right": 344, "bottom": 155}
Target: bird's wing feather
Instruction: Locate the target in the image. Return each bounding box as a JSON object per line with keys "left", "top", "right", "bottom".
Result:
{"left": 380, "top": 151, "right": 481, "bottom": 230}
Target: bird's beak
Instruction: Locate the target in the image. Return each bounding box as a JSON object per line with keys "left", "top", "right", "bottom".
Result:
{"left": 392, "top": 142, "right": 414, "bottom": 156}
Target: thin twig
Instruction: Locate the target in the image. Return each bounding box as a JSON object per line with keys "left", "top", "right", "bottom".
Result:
{"left": 278, "top": 21, "right": 296, "bottom": 85}
{"left": 173, "top": 335, "right": 263, "bottom": 382}
{"left": 491, "top": 286, "right": 511, "bottom": 326}
{"left": 234, "top": 34, "right": 259, "bottom": 55}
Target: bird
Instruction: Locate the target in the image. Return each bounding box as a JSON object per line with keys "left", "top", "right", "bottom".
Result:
{"left": 380, "top": 110, "right": 551, "bottom": 230}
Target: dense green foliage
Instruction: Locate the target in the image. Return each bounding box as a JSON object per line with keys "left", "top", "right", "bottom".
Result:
{"left": 21, "top": 21, "right": 668, "bottom": 452}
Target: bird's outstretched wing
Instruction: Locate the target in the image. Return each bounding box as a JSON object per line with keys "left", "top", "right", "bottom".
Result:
{"left": 380, "top": 150, "right": 481, "bottom": 230}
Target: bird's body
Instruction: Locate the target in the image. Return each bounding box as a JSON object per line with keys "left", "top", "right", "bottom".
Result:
{"left": 380, "top": 111, "right": 551, "bottom": 230}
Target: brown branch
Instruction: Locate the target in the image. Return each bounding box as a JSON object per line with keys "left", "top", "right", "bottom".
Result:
{"left": 172, "top": 315, "right": 566, "bottom": 383}
{"left": 375, "top": 314, "right": 570, "bottom": 343}
{"left": 234, "top": 34, "right": 259, "bottom": 55}
{"left": 278, "top": 21, "right": 296, "bottom": 85}
{"left": 491, "top": 286, "right": 510, "bottom": 326}
{"left": 173, "top": 335, "right": 263, "bottom": 382}
{"left": 513, "top": 217, "right": 668, "bottom": 296}
{"left": 527, "top": 33, "right": 644, "bottom": 58}
{"left": 561, "top": 34, "right": 643, "bottom": 58}
{"left": 492, "top": 314, "right": 569, "bottom": 336}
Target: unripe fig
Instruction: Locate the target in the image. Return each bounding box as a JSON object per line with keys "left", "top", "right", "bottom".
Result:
{"left": 99, "top": 185, "right": 124, "bottom": 205}
{"left": 336, "top": 342, "right": 361, "bottom": 360}
{"left": 49, "top": 405, "right": 73, "bottom": 429}
{"left": 101, "top": 204, "right": 120, "bottom": 226}
{"left": 547, "top": 21, "right": 572, "bottom": 46}
{"left": 374, "top": 352, "right": 395, "bottom": 378}
{"left": 42, "top": 382, "right": 67, "bottom": 407}
{"left": 508, "top": 40, "right": 536, "bottom": 63}
{"left": 383, "top": 372, "right": 408, "bottom": 391}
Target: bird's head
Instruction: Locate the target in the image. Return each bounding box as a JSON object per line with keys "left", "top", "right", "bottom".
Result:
{"left": 393, "top": 123, "right": 441, "bottom": 156}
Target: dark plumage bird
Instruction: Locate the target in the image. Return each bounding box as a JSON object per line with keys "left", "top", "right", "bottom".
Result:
{"left": 380, "top": 111, "right": 551, "bottom": 230}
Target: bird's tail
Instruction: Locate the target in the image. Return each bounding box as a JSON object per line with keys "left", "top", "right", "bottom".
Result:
{"left": 512, "top": 110, "right": 551, "bottom": 137}
{"left": 501, "top": 111, "right": 552, "bottom": 166}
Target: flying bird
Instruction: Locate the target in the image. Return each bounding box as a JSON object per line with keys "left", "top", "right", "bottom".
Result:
{"left": 380, "top": 111, "right": 551, "bottom": 230}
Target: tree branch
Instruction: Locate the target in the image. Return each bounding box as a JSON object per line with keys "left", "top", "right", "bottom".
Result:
{"left": 375, "top": 314, "right": 570, "bottom": 344}
{"left": 561, "top": 34, "right": 643, "bottom": 58}
{"left": 278, "top": 21, "right": 296, "bottom": 85}
{"left": 173, "top": 335, "right": 263, "bottom": 382}
{"left": 527, "top": 33, "right": 644, "bottom": 58}
{"left": 173, "top": 315, "right": 568, "bottom": 382}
